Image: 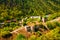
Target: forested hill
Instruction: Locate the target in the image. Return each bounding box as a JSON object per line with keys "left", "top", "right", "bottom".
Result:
{"left": 0, "top": 0, "right": 60, "bottom": 21}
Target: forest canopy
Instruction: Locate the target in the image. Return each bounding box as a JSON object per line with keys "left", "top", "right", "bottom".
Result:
{"left": 0, "top": 0, "right": 60, "bottom": 21}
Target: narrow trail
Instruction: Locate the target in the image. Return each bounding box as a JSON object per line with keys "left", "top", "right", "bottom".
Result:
{"left": 48, "top": 17, "right": 60, "bottom": 22}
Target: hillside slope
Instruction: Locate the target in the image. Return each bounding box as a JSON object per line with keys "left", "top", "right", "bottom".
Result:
{"left": 0, "top": 0, "right": 60, "bottom": 21}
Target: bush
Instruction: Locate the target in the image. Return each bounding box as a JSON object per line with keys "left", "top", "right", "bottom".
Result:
{"left": 46, "top": 22, "right": 56, "bottom": 30}
{"left": 10, "top": 22, "right": 17, "bottom": 28}
{"left": 28, "top": 35, "right": 37, "bottom": 40}
{"left": 15, "top": 34, "right": 26, "bottom": 40}
{"left": 3, "top": 27, "right": 13, "bottom": 32}
{"left": 36, "top": 31, "right": 42, "bottom": 36}
{"left": 23, "top": 21, "right": 27, "bottom": 26}
{"left": 54, "top": 21, "right": 60, "bottom": 27}
{"left": 2, "top": 32, "right": 12, "bottom": 38}
{"left": 0, "top": 31, "right": 12, "bottom": 38}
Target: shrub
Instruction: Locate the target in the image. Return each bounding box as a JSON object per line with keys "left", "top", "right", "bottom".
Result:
{"left": 1, "top": 31, "right": 12, "bottom": 38}
{"left": 5, "top": 23, "right": 10, "bottom": 27}
{"left": 2, "top": 32, "right": 12, "bottom": 38}
{"left": 46, "top": 22, "right": 56, "bottom": 30}
{"left": 10, "top": 22, "right": 17, "bottom": 28}
{"left": 54, "top": 21, "right": 60, "bottom": 27}
{"left": 28, "top": 35, "right": 37, "bottom": 40}
{"left": 23, "top": 21, "right": 27, "bottom": 26}
{"left": 15, "top": 34, "right": 26, "bottom": 40}
{"left": 36, "top": 31, "right": 42, "bottom": 36}
{"left": 3, "top": 27, "right": 13, "bottom": 32}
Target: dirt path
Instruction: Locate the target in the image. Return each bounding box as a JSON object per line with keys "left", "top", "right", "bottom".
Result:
{"left": 48, "top": 17, "right": 60, "bottom": 22}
